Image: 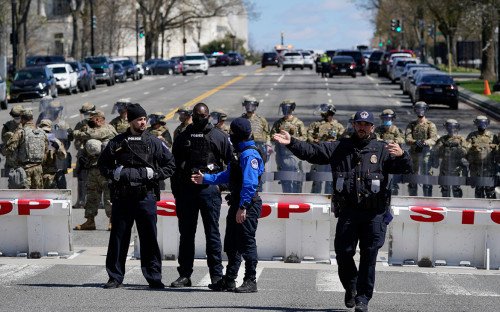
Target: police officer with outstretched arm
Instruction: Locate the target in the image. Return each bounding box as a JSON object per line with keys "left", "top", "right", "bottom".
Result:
{"left": 273, "top": 111, "right": 412, "bottom": 312}
{"left": 170, "top": 102, "right": 232, "bottom": 289}
{"left": 191, "top": 118, "right": 265, "bottom": 293}
{"left": 98, "top": 103, "right": 176, "bottom": 289}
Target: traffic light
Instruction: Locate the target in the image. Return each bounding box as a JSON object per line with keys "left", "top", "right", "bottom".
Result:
{"left": 378, "top": 41, "right": 383, "bottom": 47}
{"left": 139, "top": 26, "right": 145, "bottom": 39}
{"left": 390, "top": 19, "right": 397, "bottom": 31}
{"left": 395, "top": 20, "right": 402, "bottom": 33}
{"left": 92, "top": 15, "right": 97, "bottom": 29}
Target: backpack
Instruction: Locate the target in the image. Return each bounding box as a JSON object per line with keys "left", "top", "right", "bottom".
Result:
{"left": 8, "top": 167, "right": 27, "bottom": 189}
{"left": 18, "top": 127, "right": 46, "bottom": 164}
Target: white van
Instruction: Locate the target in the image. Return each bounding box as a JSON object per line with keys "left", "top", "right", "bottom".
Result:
{"left": 47, "top": 63, "right": 78, "bottom": 95}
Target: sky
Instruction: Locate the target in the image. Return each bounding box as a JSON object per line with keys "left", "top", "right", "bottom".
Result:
{"left": 248, "top": 0, "right": 374, "bottom": 52}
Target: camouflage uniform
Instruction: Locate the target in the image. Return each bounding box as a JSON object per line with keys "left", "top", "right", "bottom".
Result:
{"left": 40, "top": 120, "right": 68, "bottom": 189}
{"left": 109, "top": 116, "right": 129, "bottom": 134}
{"left": 1, "top": 105, "right": 23, "bottom": 176}
{"left": 270, "top": 116, "right": 306, "bottom": 193}
{"left": 216, "top": 123, "right": 230, "bottom": 134}
{"left": 466, "top": 130, "right": 497, "bottom": 198}
{"left": 434, "top": 133, "right": 468, "bottom": 198}
{"left": 5, "top": 119, "right": 49, "bottom": 189}
{"left": 375, "top": 125, "right": 405, "bottom": 145}
{"left": 242, "top": 112, "right": 271, "bottom": 162}
{"left": 147, "top": 125, "right": 173, "bottom": 147}
{"left": 307, "top": 119, "right": 345, "bottom": 193}
{"left": 405, "top": 119, "right": 438, "bottom": 196}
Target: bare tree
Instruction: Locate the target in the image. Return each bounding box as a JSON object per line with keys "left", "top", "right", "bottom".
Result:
{"left": 67, "top": 0, "right": 85, "bottom": 59}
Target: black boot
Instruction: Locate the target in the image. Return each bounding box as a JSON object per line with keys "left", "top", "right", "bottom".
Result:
{"left": 344, "top": 288, "right": 356, "bottom": 308}
{"left": 235, "top": 278, "right": 257, "bottom": 293}
{"left": 208, "top": 275, "right": 236, "bottom": 292}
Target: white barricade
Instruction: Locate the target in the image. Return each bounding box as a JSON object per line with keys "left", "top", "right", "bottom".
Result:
{"left": 389, "top": 196, "right": 500, "bottom": 269}
{"left": 0, "top": 190, "right": 72, "bottom": 257}
{"left": 135, "top": 192, "right": 332, "bottom": 262}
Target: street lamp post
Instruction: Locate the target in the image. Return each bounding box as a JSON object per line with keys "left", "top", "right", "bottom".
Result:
{"left": 135, "top": 3, "right": 139, "bottom": 63}
{"left": 11, "top": 0, "right": 17, "bottom": 74}
{"left": 281, "top": 31, "right": 284, "bottom": 45}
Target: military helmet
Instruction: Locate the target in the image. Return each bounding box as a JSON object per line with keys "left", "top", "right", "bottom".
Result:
{"left": 210, "top": 110, "right": 227, "bottom": 125}
{"left": 80, "top": 102, "right": 96, "bottom": 114}
{"left": 148, "top": 112, "right": 166, "bottom": 125}
{"left": 280, "top": 99, "right": 296, "bottom": 115}
{"left": 474, "top": 115, "right": 490, "bottom": 130}
{"left": 10, "top": 104, "right": 24, "bottom": 117}
{"left": 380, "top": 109, "right": 396, "bottom": 119}
{"left": 20, "top": 108, "right": 33, "bottom": 118}
{"left": 444, "top": 119, "right": 460, "bottom": 133}
{"left": 414, "top": 101, "right": 428, "bottom": 110}
{"left": 242, "top": 96, "right": 259, "bottom": 106}
{"left": 318, "top": 103, "right": 336, "bottom": 116}
{"left": 39, "top": 119, "right": 53, "bottom": 132}
{"left": 85, "top": 139, "right": 103, "bottom": 156}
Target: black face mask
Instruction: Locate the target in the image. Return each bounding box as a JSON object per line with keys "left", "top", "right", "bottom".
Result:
{"left": 192, "top": 115, "right": 209, "bottom": 129}
{"left": 87, "top": 120, "right": 96, "bottom": 128}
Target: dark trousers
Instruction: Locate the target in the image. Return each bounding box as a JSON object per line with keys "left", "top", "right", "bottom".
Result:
{"left": 106, "top": 192, "right": 162, "bottom": 285}
{"left": 334, "top": 212, "right": 387, "bottom": 305}
{"left": 225, "top": 198, "right": 262, "bottom": 281}
{"left": 175, "top": 185, "right": 223, "bottom": 280}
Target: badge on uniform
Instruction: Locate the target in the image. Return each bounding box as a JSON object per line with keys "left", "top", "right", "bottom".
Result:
{"left": 370, "top": 155, "right": 377, "bottom": 164}
{"left": 251, "top": 158, "right": 259, "bottom": 169}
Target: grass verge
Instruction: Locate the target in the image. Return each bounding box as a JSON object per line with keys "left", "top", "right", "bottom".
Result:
{"left": 459, "top": 79, "right": 500, "bottom": 102}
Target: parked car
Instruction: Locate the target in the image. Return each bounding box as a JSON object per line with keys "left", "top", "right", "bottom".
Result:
{"left": 400, "top": 64, "right": 435, "bottom": 93}
{"left": 0, "top": 74, "right": 7, "bottom": 109}
{"left": 84, "top": 56, "right": 115, "bottom": 86}
{"left": 410, "top": 72, "right": 458, "bottom": 109}
{"left": 385, "top": 52, "right": 413, "bottom": 77}
{"left": 152, "top": 60, "right": 176, "bottom": 75}
{"left": 388, "top": 58, "right": 418, "bottom": 83}
{"left": 112, "top": 63, "right": 127, "bottom": 83}
{"left": 206, "top": 54, "right": 219, "bottom": 67}
{"left": 282, "top": 51, "right": 304, "bottom": 70}
{"left": 10, "top": 66, "right": 58, "bottom": 102}
{"left": 82, "top": 63, "right": 97, "bottom": 90}
{"left": 300, "top": 51, "right": 314, "bottom": 70}
{"left": 47, "top": 63, "right": 78, "bottom": 95}
{"left": 143, "top": 58, "right": 163, "bottom": 75}
{"left": 367, "top": 50, "right": 384, "bottom": 75}
{"left": 136, "top": 63, "right": 145, "bottom": 79}
{"left": 335, "top": 50, "right": 366, "bottom": 75}
{"left": 215, "top": 54, "right": 231, "bottom": 66}
{"left": 329, "top": 56, "right": 356, "bottom": 78}
{"left": 169, "top": 58, "right": 183, "bottom": 74}
{"left": 68, "top": 61, "right": 91, "bottom": 92}
{"left": 227, "top": 52, "right": 245, "bottom": 65}
{"left": 112, "top": 58, "right": 140, "bottom": 81}
{"left": 26, "top": 55, "right": 65, "bottom": 67}
{"left": 182, "top": 53, "right": 209, "bottom": 75}
{"left": 261, "top": 52, "right": 280, "bottom": 68}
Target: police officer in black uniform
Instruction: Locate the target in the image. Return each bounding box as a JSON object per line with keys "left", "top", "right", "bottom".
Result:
{"left": 170, "top": 102, "right": 232, "bottom": 288}
{"left": 273, "top": 111, "right": 412, "bottom": 312}
{"left": 98, "top": 103, "right": 176, "bottom": 289}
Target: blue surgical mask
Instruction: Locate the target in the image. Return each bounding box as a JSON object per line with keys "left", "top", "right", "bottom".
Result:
{"left": 383, "top": 120, "right": 392, "bottom": 127}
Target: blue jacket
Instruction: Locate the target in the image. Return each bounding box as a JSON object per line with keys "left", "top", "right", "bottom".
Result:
{"left": 203, "top": 140, "right": 264, "bottom": 208}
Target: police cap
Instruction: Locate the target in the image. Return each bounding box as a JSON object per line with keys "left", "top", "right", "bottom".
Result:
{"left": 353, "top": 111, "right": 374, "bottom": 124}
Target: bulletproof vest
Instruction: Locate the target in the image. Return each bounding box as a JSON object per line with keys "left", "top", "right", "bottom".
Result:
{"left": 18, "top": 127, "right": 46, "bottom": 164}
{"left": 229, "top": 145, "right": 262, "bottom": 197}
{"left": 246, "top": 114, "right": 267, "bottom": 142}
{"left": 182, "top": 126, "right": 217, "bottom": 173}
{"left": 442, "top": 136, "right": 465, "bottom": 161}
{"left": 115, "top": 133, "right": 152, "bottom": 167}
{"left": 410, "top": 121, "right": 431, "bottom": 141}
{"left": 376, "top": 125, "right": 398, "bottom": 141}
{"left": 277, "top": 117, "right": 302, "bottom": 138}
{"left": 468, "top": 131, "right": 494, "bottom": 162}
{"left": 317, "top": 121, "right": 341, "bottom": 141}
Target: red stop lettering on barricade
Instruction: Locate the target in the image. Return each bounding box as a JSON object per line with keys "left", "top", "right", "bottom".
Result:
{"left": 17, "top": 199, "right": 51, "bottom": 215}
{"left": 409, "top": 206, "right": 445, "bottom": 223}
{"left": 260, "top": 204, "right": 272, "bottom": 218}
{"left": 462, "top": 209, "right": 475, "bottom": 225}
{"left": 0, "top": 201, "right": 14, "bottom": 216}
{"left": 491, "top": 211, "right": 500, "bottom": 224}
{"left": 157, "top": 200, "right": 177, "bottom": 216}
{"left": 277, "top": 203, "right": 310, "bottom": 218}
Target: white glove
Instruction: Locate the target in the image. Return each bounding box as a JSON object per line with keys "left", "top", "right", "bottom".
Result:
{"left": 146, "top": 167, "right": 154, "bottom": 179}
{"left": 113, "top": 165, "right": 124, "bottom": 181}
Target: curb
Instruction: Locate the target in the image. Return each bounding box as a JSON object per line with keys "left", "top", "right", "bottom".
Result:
{"left": 459, "top": 87, "right": 500, "bottom": 120}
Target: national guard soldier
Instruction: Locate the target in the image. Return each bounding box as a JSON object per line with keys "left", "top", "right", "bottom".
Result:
{"left": 341, "top": 113, "right": 356, "bottom": 139}
{"left": 110, "top": 99, "right": 130, "bottom": 134}
{"left": 307, "top": 104, "right": 345, "bottom": 193}
{"left": 98, "top": 103, "right": 176, "bottom": 289}
{"left": 270, "top": 100, "right": 306, "bottom": 193}
{"left": 466, "top": 116, "right": 497, "bottom": 198}
{"left": 72, "top": 110, "right": 118, "bottom": 144}
{"left": 72, "top": 102, "right": 96, "bottom": 208}
{"left": 210, "top": 110, "right": 230, "bottom": 134}
{"left": 405, "top": 102, "right": 438, "bottom": 197}
{"left": 1, "top": 104, "right": 24, "bottom": 177}
{"left": 74, "top": 139, "right": 112, "bottom": 231}
{"left": 147, "top": 112, "right": 173, "bottom": 147}
{"left": 40, "top": 119, "right": 67, "bottom": 189}
{"left": 375, "top": 109, "right": 405, "bottom": 195}
{"left": 173, "top": 108, "right": 193, "bottom": 141}
{"left": 241, "top": 96, "right": 272, "bottom": 163}
{"left": 5, "top": 108, "right": 49, "bottom": 189}
{"left": 273, "top": 111, "right": 412, "bottom": 312}
{"left": 170, "top": 103, "right": 232, "bottom": 289}
{"left": 433, "top": 119, "right": 468, "bottom": 198}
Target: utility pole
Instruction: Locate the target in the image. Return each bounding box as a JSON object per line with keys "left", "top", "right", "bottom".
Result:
{"left": 11, "top": 0, "right": 18, "bottom": 74}
{"left": 281, "top": 31, "right": 284, "bottom": 45}
{"left": 182, "top": 13, "right": 186, "bottom": 55}
{"left": 494, "top": 7, "right": 500, "bottom": 91}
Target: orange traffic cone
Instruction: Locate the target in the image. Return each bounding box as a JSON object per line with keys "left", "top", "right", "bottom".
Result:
{"left": 484, "top": 80, "right": 491, "bottom": 96}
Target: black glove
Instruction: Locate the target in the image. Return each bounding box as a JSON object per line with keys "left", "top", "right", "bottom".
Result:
{"left": 51, "top": 140, "right": 60, "bottom": 150}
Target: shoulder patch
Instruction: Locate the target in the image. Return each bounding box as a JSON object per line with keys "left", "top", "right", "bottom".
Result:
{"left": 250, "top": 158, "right": 259, "bottom": 169}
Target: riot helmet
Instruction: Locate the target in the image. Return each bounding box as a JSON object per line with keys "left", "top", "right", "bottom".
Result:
{"left": 210, "top": 110, "right": 227, "bottom": 125}
{"left": 176, "top": 108, "right": 192, "bottom": 123}
{"left": 148, "top": 112, "right": 166, "bottom": 126}
{"left": 317, "top": 103, "right": 336, "bottom": 118}
{"left": 380, "top": 109, "right": 396, "bottom": 127}
{"left": 242, "top": 96, "right": 259, "bottom": 113}
{"left": 474, "top": 115, "right": 490, "bottom": 131}
{"left": 10, "top": 104, "right": 23, "bottom": 118}
{"left": 444, "top": 119, "right": 460, "bottom": 136}
{"left": 85, "top": 139, "right": 103, "bottom": 157}
{"left": 279, "top": 100, "right": 296, "bottom": 116}
{"left": 414, "top": 101, "right": 428, "bottom": 118}
{"left": 79, "top": 102, "right": 96, "bottom": 119}
{"left": 112, "top": 99, "right": 130, "bottom": 114}
{"left": 39, "top": 119, "right": 53, "bottom": 133}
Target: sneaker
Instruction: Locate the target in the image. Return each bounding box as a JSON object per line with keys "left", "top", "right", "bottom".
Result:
{"left": 103, "top": 279, "right": 122, "bottom": 289}
{"left": 149, "top": 281, "right": 165, "bottom": 289}
{"left": 170, "top": 276, "right": 191, "bottom": 288}
{"left": 208, "top": 276, "right": 236, "bottom": 292}
{"left": 355, "top": 302, "right": 368, "bottom": 312}
{"left": 344, "top": 289, "right": 356, "bottom": 308}
{"left": 234, "top": 279, "right": 257, "bottom": 293}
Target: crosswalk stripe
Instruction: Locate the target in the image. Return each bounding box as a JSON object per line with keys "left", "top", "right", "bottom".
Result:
{"left": 316, "top": 270, "right": 344, "bottom": 292}
{"left": 0, "top": 264, "right": 54, "bottom": 285}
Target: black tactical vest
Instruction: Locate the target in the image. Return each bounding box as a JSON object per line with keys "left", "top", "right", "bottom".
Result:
{"left": 115, "top": 133, "right": 152, "bottom": 167}
{"left": 182, "top": 127, "right": 217, "bottom": 173}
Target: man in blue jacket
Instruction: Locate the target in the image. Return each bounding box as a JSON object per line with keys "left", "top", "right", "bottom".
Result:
{"left": 192, "top": 117, "right": 264, "bottom": 293}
